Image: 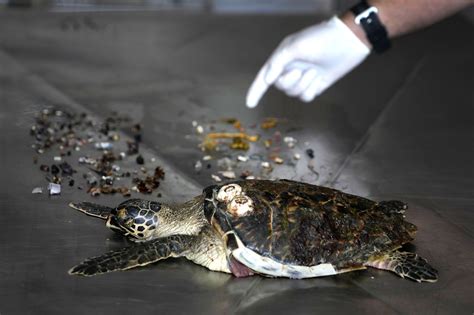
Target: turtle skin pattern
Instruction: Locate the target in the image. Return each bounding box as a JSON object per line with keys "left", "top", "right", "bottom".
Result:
{"left": 204, "top": 179, "right": 416, "bottom": 270}
{"left": 69, "top": 235, "right": 195, "bottom": 276}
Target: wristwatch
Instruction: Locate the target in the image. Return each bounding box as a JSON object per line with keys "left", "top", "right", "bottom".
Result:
{"left": 350, "top": 1, "right": 391, "bottom": 53}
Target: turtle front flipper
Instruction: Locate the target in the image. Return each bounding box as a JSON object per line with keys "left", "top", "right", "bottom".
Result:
{"left": 366, "top": 251, "right": 438, "bottom": 283}
{"left": 69, "top": 235, "right": 197, "bottom": 276}
{"left": 69, "top": 202, "right": 114, "bottom": 220}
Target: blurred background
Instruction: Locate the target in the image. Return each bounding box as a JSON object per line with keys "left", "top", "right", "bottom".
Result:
{"left": 2, "top": 0, "right": 349, "bottom": 13}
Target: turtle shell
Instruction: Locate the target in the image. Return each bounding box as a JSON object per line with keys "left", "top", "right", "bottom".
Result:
{"left": 203, "top": 179, "right": 416, "bottom": 270}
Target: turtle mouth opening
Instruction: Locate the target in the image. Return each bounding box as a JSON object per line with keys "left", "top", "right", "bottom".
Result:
{"left": 106, "top": 216, "right": 134, "bottom": 237}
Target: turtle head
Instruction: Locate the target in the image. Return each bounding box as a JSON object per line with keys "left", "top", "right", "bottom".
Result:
{"left": 106, "top": 200, "right": 162, "bottom": 241}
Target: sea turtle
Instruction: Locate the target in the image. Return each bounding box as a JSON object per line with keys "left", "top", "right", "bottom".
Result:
{"left": 68, "top": 179, "right": 438, "bottom": 282}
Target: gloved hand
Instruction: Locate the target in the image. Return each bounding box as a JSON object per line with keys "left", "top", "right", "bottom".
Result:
{"left": 246, "top": 16, "right": 370, "bottom": 108}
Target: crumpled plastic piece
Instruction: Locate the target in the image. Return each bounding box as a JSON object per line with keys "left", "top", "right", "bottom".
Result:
{"left": 32, "top": 187, "right": 43, "bottom": 194}
{"left": 237, "top": 155, "right": 249, "bottom": 162}
{"left": 211, "top": 174, "right": 222, "bottom": 182}
{"left": 194, "top": 160, "right": 203, "bottom": 172}
{"left": 272, "top": 156, "right": 284, "bottom": 164}
{"left": 284, "top": 136, "right": 297, "bottom": 148}
{"left": 48, "top": 183, "right": 61, "bottom": 195}
{"left": 219, "top": 171, "right": 236, "bottom": 179}
{"left": 59, "top": 162, "right": 74, "bottom": 176}
{"left": 94, "top": 142, "right": 113, "bottom": 150}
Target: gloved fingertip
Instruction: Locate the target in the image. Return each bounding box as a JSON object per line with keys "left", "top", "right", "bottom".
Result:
{"left": 246, "top": 98, "right": 258, "bottom": 108}
{"left": 300, "top": 90, "right": 320, "bottom": 103}
{"left": 299, "top": 95, "right": 312, "bottom": 103}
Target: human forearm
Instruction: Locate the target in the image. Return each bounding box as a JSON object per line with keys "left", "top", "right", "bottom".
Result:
{"left": 341, "top": 0, "right": 474, "bottom": 47}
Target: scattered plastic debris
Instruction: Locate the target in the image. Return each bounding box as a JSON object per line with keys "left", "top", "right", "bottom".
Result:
{"left": 40, "top": 165, "right": 49, "bottom": 172}
{"left": 272, "top": 156, "right": 284, "bottom": 164}
{"left": 240, "top": 170, "right": 253, "bottom": 179}
{"left": 78, "top": 156, "right": 96, "bottom": 165}
{"left": 190, "top": 116, "right": 325, "bottom": 184}
{"left": 48, "top": 183, "right": 61, "bottom": 195}
{"left": 51, "top": 165, "right": 60, "bottom": 175}
{"left": 237, "top": 155, "right": 249, "bottom": 162}
{"left": 30, "top": 107, "right": 169, "bottom": 199}
{"left": 261, "top": 117, "right": 278, "bottom": 129}
{"left": 32, "top": 187, "right": 43, "bottom": 194}
{"left": 59, "top": 162, "right": 74, "bottom": 176}
{"left": 127, "top": 141, "right": 139, "bottom": 155}
{"left": 132, "top": 166, "right": 165, "bottom": 194}
{"left": 101, "top": 176, "right": 114, "bottom": 186}
{"left": 211, "top": 174, "right": 222, "bottom": 182}
{"left": 221, "top": 118, "right": 243, "bottom": 131}
{"left": 90, "top": 187, "right": 101, "bottom": 196}
{"left": 284, "top": 136, "right": 297, "bottom": 148}
{"left": 206, "top": 132, "right": 259, "bottom": 142}
{"left": 136, "top": 155, "right": 145, "bottom": 165}
{"left": 194, "top": 160, "right": 203, "bottom": 172}
{"left": 94, "top": 142, "right": 113, "bottom": 150}
{"left": 220, "top": 171, "right": 236, "bottom": 179}
{"left": 264, "top": 139, "right": 272, "bottom": 149}
{"left": 230, "top": 138, "right": 250, "bottom": 150}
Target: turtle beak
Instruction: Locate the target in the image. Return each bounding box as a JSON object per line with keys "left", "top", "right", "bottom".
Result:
{"left": 106, "top": 216, "right": 129, "bottom": 235}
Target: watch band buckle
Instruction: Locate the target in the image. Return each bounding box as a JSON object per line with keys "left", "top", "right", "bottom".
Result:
{"left": 355, "top": 6, "right": 378, "bottom": 25}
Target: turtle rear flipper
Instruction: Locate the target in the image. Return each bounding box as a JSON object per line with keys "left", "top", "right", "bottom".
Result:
{"left": 366, "top": 251, "right": 438, "bottom": 283}
{"left": 69, "top": 234, "right": 197, "bottom": 276}
{"left": 69, "top": 202, "right": 114, "bottom": 220}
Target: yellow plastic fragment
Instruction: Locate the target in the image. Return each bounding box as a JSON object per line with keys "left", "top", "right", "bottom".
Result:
{"left": 264, "top": 139, "right": 272, "bottom": 148}
{"left": 230, "top": 138, "right": 250, "bottom": 150}
{"left": 272, "top": 156, "right": 284, "bottom": 164}
{"left": 261, "top": 117, "right": 278, "bottom": 129}
{"left": 206, "top": 132, "right": 259, "bottom": 142}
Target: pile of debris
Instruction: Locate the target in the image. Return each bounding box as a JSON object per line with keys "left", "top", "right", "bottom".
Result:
{"left": 30, "top": 108, "right": 165, "bottom": 197}
{"left": 191, "top": 117, "right": 318, "bottom": 183}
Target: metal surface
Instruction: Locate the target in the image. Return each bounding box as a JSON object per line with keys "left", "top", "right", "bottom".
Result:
{"left": 0, "top": 10, "right": 472, "bottom": 314}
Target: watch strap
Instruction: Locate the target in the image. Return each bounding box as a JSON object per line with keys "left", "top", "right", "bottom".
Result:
{"left": 351, "top": 1, "right": 391, "bottom": 53}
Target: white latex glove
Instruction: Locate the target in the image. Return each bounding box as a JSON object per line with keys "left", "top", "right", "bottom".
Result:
{"left": 246, "top": 16, "right": 370, "bottom": 108}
